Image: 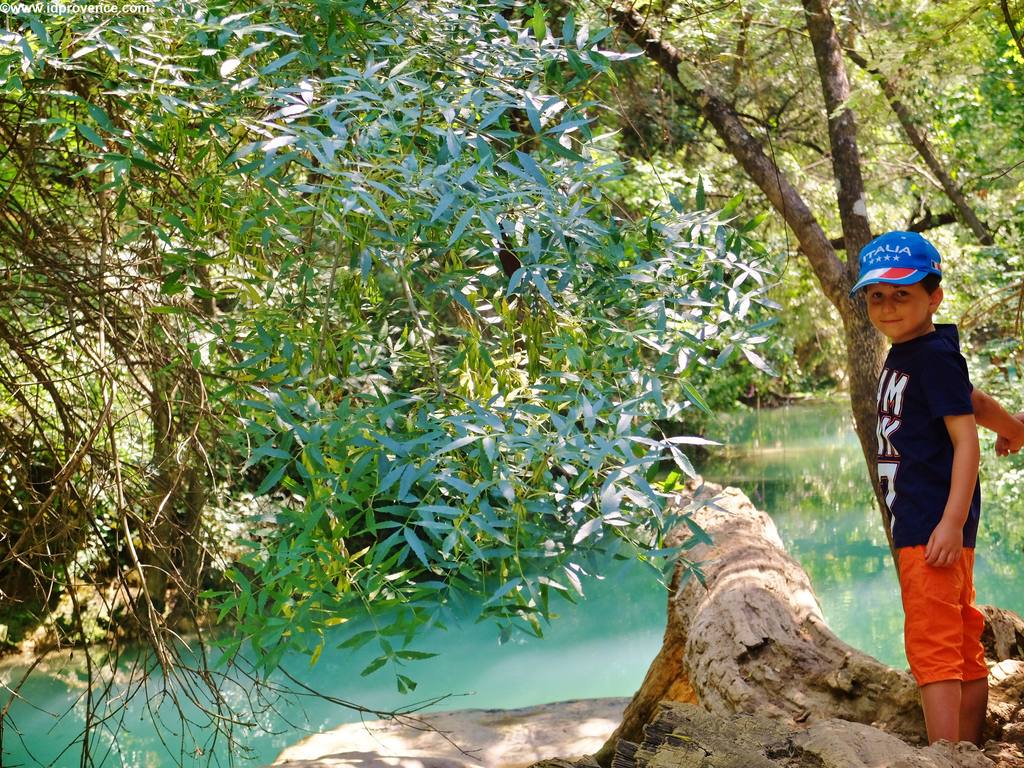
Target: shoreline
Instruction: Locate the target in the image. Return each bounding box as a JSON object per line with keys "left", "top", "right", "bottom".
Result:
{"left": 270, "top": 696, "right": 629, "bottom": 768}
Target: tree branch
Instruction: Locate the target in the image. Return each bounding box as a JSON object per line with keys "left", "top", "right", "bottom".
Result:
{"left": 800, "top": 0, "right": 873, "bottom": 273}
{"left": 609, "top": 3, "right": 847, "bottom": 305}
{"left": 846, "top": 47, "right": 993, "bottom": 245}
{"left": 828, "top": 210, "right": 958, "bottom": 251}
{"left": 1002, "top": 0, "right": 1024, "bottom": 61}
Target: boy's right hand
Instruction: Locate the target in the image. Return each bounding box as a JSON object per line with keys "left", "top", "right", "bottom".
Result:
{"left": 925, "top": 519, "right": 964, "bottom": 568}
{"left": 995, "top": 412, "right": 1024, "bottom": 456}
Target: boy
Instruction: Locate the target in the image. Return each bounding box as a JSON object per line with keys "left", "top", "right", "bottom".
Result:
{"left": 850, "top": 230, "right": 1024, "bottom": 746}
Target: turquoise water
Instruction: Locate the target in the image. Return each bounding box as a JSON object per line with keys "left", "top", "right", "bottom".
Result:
{"left": 3, "top": 402, "right": 1021, "bottom": 766}
{"left": 698, "top": 401, "right": 1024, "bottom": 668}
{"left": 1, "top": 557, "right": 664, "bottom": 767}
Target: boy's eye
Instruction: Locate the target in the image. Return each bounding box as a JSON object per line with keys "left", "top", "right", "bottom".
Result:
{"left": 867, "top": 288, "right": 910, "bottom": 302}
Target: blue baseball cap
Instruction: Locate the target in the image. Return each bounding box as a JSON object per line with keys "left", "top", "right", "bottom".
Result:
{"left": 849, "top": 231, "right": 942, "bottom": 297}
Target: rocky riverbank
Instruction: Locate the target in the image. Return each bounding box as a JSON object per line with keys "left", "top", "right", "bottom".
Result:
{"left": 270, "top": 697, "right": 628, "bottom": 768}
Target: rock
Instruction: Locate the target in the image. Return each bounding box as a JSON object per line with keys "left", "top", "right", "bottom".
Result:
{"left": 987, "top": 660, "right": 1024, "bottom": 744}
{"left": 795, "top": 720, "right": 994, "bottom": 767}
{"left": 271, "top": 698, "right": 628, "bottom": 768}
{"left": 610, "top": 702, "right": 994, "bottom": 768}
{"left": 978, "top": 605, "right": 1024, "bottom": 662}
{"left": 610, "top": 703, "right": 794, "bottom": 768}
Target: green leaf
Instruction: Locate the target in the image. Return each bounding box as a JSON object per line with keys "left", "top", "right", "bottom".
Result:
{"left": 447, "top": 206, "right": 476, "bottom": 246}
{"left": 541, "top": 137, "right": 585, "bottom": 162}
{"left": 76, "top": 123, "right": 106, "bottom": 149}
{"left": 562, "top": 12, "right": 575, "bottom": 45}
{"left": 261, "top": 50, "right": 301, "bottom": 74}
{"left": 683, "top": 515, "right": 713, "bottom": 547}
{"left": 525, "top": 94, "right": 542, "bottom": 134}
{"left": 680, "top": 381, "right": 712, "bottom": 415}
{"left": 573, "top": 517, "right": 602, "bottom": 544}
{"left": 396, "top": 673, "right": 418, "bottom": 693}
{"left": 87, "top": 104, "right": 115, "bottom": 132}
{"left": 394, "top": 649, "right": 437, "bottom": 660}
{"left": 531, "top": 2, "right": 546, "bottom": 41}
{"left": 436, "top": 434, "right": 481, "bottom": 455}
{"left": 339, "top": 630, "right": 377, "bottom": 650}
{"left": 485, "top": 577, "right": 522, "bottom": 605}
{"left": 743, "top": 347, "right": 777, "bottom": 376}
{"left": 403, "top": 526, "right": 430, "bottom": 567}
{"left": 532, "top": 273, "right": 555, "bottom": 307}
{"left": 478, "top": 105, "right": 507, "bottom": 129}
{"left": 220, "top": 57, "right": 242, "bottom": 77}
{"left": 430, "top": 191, "right": 456, "bottom": 223}
{"left": 361, "top": 655, "right": 389, "bottom": 677}
{"left": 515, "top": 150, "right": 546, "bottom": 186}
{"left": 256, "top": 461, "right": 289, "bottom": 495}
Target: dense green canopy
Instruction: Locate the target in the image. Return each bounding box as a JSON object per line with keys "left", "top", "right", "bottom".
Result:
{"left": 0, "top": 0, "right": 1020, "bottom": 763}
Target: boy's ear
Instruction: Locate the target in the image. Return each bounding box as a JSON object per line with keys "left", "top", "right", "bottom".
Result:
{"left": 929, "top": 285, "right": 944, "bottom": 312}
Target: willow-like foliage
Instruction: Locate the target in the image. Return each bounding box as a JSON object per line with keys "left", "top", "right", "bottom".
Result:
{"left": 0, "top": 1, "right": 776, "bottom": 763}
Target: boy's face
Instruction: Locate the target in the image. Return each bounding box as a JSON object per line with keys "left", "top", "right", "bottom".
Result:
{"left": 864, "top": 281, "right": 943, "bottom": 344}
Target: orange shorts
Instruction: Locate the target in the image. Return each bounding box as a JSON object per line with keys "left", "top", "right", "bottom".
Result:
{"left": 897, "top": 546, "right": 987, "bottom": 687}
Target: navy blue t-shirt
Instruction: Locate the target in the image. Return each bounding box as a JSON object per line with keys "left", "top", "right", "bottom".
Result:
{"left": 875, "top": 324, "right": 980, "bottom": 548}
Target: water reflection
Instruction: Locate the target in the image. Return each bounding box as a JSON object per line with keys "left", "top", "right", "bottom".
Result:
{"left": 4, "top": 402, "right": 1021, "bottom": 767}
{"left": 1, "top": 554, "right": 666, "bottom": 767}
{"left": 697, "top": 401, "right": 1024, "bottom": 668}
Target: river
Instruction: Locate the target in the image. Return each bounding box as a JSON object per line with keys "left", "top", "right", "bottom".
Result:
{"left": 3, "top": 402, "right": 1021, "bottom": 766}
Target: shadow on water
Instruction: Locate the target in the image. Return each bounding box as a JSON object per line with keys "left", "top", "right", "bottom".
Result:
{"left": 4, "top": 402, "right": 1021, "bottom": 766}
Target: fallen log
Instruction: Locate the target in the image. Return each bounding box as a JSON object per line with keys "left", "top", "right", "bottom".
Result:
{"left": 608, "top": 703, "right": 995, "bottom": 768}
{"left": 593, "top": 481, "right": 1024, "bottom": 767}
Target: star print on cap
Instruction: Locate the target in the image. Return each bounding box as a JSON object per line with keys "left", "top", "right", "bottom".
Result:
{"left": 849, "top": 231, "right": 942, "bottom": 296}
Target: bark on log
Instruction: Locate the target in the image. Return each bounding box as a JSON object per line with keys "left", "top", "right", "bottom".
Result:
{"left": 608, "top": 703, "right": 997, "bottom": 768}
{"left": 595, "top": 482, "right": 1024, "bottom": 767}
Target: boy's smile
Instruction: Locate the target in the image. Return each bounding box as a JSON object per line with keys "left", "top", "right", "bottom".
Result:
{"left": 864, "top": 282, "right": 943, "bottom": 344}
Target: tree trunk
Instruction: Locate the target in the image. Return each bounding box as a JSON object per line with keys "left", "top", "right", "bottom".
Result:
{"left": 144, "top": 358, "right": 209, "bottom": 618}
{"left": 801, "top": 0, "right": 873, "bottom": 263}
{"left": 610, "top": 3, "right": 893, "bottom": 543}
{"left": 1002, "top": 0, "right": 1024, "bottom": 61}
{"left": 594, "top": 482, "right": 1024, "bottom": 767}
{"left": 836, "top": 299, "right": 891, "bottom": 549}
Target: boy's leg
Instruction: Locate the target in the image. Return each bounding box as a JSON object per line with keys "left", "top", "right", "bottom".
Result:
{"left": 959, "top": 549, "right": 989, "bottom": 746}
{"left": 920, "top": 680, "right": 961, "bottom": 743}
{"left": 959, "top": 677, "right": 988, "bottom": 746}
{"left": 899, "top": 547, "right": 971, "bottom": 744}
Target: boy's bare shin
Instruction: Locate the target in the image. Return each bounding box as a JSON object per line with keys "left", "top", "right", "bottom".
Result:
{"left": 919, "top": 677, "right": 989, "bottom": 746}
{"left": 959, "top": 677, "right": 988, "bottom": 746}
{"left": 920, "top": 680, "right": 961, "bottom": 744}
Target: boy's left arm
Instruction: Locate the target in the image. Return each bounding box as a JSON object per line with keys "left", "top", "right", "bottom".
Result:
{"left": 971, "top": 388, "right": 1024, "bottom": 455}
{"left": 926, "top": 413, "right": 980, "bottom": 567}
